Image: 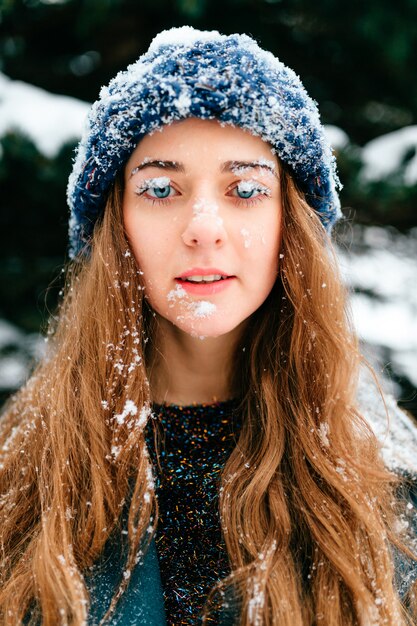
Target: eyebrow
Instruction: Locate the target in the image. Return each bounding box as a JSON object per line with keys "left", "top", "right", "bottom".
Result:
{"left": 129, "top": 160, "right": 185, "bottom": 178}
{"left": 129, "top": 158, "right": 278, "bottom": 179}
{"left": 220, "top": 160, "right": 279, "bottom": 179}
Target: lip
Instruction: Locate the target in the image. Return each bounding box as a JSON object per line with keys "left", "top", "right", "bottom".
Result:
{"left": 177, "top": 267, "right": 232, "bottom": 279}
{"left": 175, "top": 277, "right": 235, "bottom": 295}
{"left": 175, "top": 267, "right": 236, "bottom": 295}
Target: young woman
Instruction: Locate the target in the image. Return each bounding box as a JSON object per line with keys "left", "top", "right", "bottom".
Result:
{"left": 1, "top": 26, "right": 417, "bottom": 626}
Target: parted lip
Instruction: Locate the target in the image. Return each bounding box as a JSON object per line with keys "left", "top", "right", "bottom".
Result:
{"left": 176, "top": 267, "right": 234, "bottom": 279}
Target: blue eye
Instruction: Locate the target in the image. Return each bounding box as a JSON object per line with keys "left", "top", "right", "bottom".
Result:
{"left": 236, "top": 187, "right": 256, "bottom": 199}
{"left": 232, "top": 181, "right": 270, "bottom": 201}
{"left": 149, "top": 185, "right": 172, "bottom": 199}
{"left": 136, "top": 178, "right": 177, "bottom": 202}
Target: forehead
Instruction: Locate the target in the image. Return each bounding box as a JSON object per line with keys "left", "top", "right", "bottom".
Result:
{"left": 125, "top": 118, "right": 278, "bottom": 171}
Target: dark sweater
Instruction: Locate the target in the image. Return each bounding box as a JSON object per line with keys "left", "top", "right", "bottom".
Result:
{"left": 145, "top": 400, "right": 240, "bottom": 625}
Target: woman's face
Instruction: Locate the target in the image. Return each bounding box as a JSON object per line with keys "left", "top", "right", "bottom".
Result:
{"left": 123, "top": 118, "right": 282, "bottom": 338}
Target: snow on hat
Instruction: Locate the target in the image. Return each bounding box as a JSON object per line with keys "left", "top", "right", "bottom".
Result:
{"left": 67, "top": 26, "right": 342, "bottom": 258}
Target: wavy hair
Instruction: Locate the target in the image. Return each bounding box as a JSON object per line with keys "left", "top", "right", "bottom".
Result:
{"left": 0, "top": 168, "right": 416, "bottom": 625}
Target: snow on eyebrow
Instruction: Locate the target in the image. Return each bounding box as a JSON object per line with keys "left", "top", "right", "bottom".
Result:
{"left": 130, "top": 158, "right": 182, "bottom": 177}
{"left": 229, "top": 158, "right": 278, "bottom": 177}
{"left": 136, "top": 176, "right": 171, "bottom": 193}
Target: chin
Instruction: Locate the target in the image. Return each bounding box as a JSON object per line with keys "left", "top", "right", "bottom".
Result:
{"left": 172, "top": 313, "right": 247, "bottom": 340}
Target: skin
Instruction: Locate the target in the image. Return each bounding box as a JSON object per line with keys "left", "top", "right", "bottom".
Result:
{"left": 123, "top": 118, "right": 282, "bottom": 404}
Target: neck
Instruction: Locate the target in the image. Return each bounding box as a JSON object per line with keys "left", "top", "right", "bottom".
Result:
{"left": 148, "top": 317, "right": 245, "bottom": 405}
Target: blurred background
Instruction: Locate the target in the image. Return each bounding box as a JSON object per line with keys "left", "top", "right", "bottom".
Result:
{"left": 0, "top": 0, "right": 416, "bottom": 415}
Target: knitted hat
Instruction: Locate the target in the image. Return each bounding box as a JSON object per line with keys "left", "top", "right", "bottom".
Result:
{"left": 67, "top": 26, "right": 342, "bottom": 258}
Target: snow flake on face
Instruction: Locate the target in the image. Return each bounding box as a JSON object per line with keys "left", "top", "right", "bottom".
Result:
{"left": 191, "top": 300, "right": 217, "bottom": 318}
{"left": 192, "top": 197, "right": 223, "bottom": 225}
{"left": 167, "top": 283, "right": 188, "bottom": 306}
{"left": 240, "top": 228, "right": 252, "bottom": 249}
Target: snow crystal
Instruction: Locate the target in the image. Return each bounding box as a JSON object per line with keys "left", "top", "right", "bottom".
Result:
{"left": 247, "top": 578, "right": 265, "bottom": 626}
{"left": 231, "top": 158, "right": 277, "bottom": 177}
{"left": 191, "top": 301, "right": 217, "bottom": 318}
{"left": 237, "top": 179, "right": 271, "bottom": 197}
{"left": 240, "top": 228, "right": 252, "bottom": 249}
{"left": 173, "top": 92, "right": 192, "bottom": 116}
{"left": 137, "top": 176, "right": 171, "bottom": 193}
{"left": 123, "top": 569, "right": 131, "bottom": 581}
{"left": 111, "top": 445, "right": 121, "bottom": 459}
{"left": 114, "top": 399, "right": 138, "bottom": 425}
{"left": 167, "top": 283, "right": 187, "bottom": 305}
{"left": 65, "top": 507, "right": 74, "bottom": 521}
{"left": 318, "top": 422, "right": 330, "bottom": 447}
{"left": 148, "top": 26, "right": 224, "bottom": 52}
{"left": 136, "top": 404, "right": 152, "bottom": 430}
{"left": 192, "top": 198, "right": 223, "bottom": 225}
{"left": 145, "top": 464, "right": 155, "bottom": 490}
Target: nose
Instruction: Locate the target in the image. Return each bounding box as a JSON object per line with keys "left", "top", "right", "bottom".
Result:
{"left": 181, "top": 200, "right": 227, "bottom": 248}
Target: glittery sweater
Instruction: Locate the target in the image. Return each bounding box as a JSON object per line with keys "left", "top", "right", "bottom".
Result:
{"left": 145, "top": 400, "right": 241, "bottom": 625}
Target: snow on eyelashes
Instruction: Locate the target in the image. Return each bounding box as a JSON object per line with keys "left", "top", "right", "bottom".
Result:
{"left": 135, "top": 177, "right": 271, "bottom": 206}
{"left": 135, "top": 176, "right": 172, "bottom": 199}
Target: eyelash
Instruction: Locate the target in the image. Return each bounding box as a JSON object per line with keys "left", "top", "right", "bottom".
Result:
{"left": 134, "top": 183, "right": 271, "bottom": 206}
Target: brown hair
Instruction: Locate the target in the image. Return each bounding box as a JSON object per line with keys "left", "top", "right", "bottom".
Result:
{"left": 0, "top": 168, "right": 416, "bottom": 625}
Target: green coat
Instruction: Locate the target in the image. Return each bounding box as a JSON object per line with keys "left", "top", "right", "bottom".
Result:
{"left": 87, "top": 538, "right": 167, "bottom": 626}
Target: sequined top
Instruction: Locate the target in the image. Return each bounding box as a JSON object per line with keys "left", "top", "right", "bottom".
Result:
{"left": 145, "top": 400, "right": 240, "bottom": 626}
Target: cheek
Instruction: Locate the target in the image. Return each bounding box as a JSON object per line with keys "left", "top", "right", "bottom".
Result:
{"left": 239, "top": 216, "right": 282, "bottom": 270}
{"left": 124, "top": 215, "right": 168, "bottom": 274}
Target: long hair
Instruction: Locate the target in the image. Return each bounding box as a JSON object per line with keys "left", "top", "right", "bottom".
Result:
{"left": 0, "top": 168, "right": 416, "bottom": 625}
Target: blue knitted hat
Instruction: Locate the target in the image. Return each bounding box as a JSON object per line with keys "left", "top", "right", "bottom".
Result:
{"left": 67, "top": 26, "right": 342, "bottom": 258}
